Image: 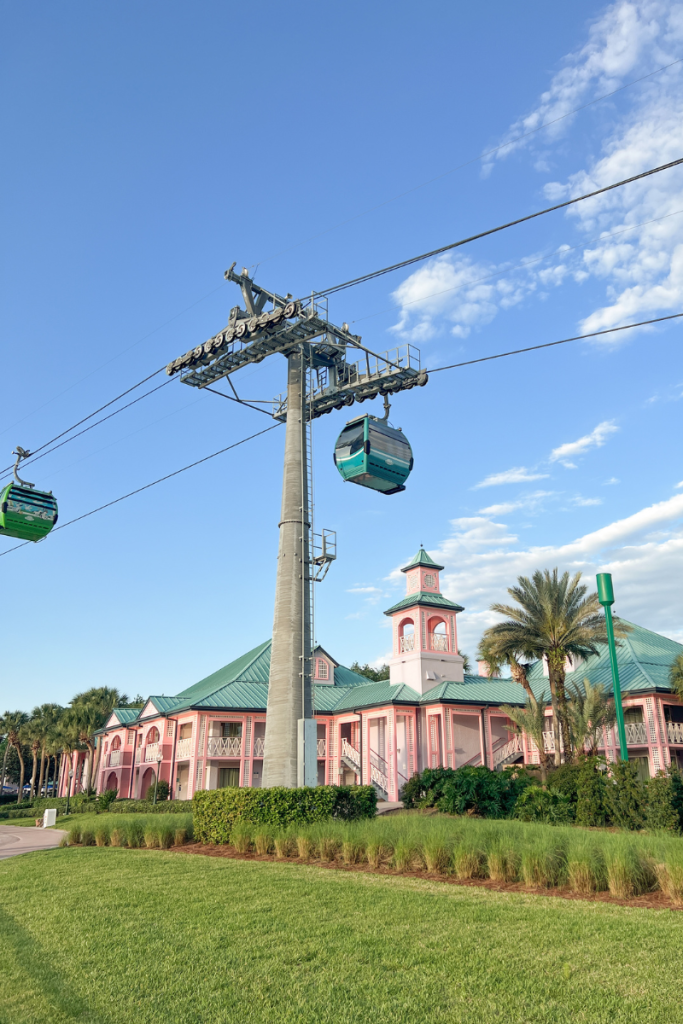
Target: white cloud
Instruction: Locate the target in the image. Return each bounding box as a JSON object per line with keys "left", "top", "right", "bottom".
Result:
{"left": 347, "top": 586, "right": 382, "bottom": 594}
{"left": 604, "top": 476, "right": 621, "bottom": 484}
{"left": 431, "top": 489, "right": 683, "bottom": 656}
{"left": 473, "top": 467, "right": 550, "bottom": 489}
{"left": 549, "top": 420, "right": 619, "bottom": 464}
{"left": 478, "top": 490, "right": 555, "bottom": 515}
{"left": 571, "top": 496, "right": 603, "bottom": 506}
{"left": 677, "top": 480, "right": 683, "bottom": 488}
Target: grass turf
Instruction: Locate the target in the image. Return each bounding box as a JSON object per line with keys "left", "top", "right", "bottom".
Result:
{"left": 2, "top": 849, "right": 683, "bottom": 1024}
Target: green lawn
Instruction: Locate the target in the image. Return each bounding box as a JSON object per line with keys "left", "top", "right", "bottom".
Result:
{"left": 2, "top": 849, "right": 683, "bottom": 1024}
{"left": 5, "top": 812, "right": 179, "bottom": 830}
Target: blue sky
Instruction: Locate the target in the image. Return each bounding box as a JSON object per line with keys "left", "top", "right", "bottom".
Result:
{"left": 2, "top": 0, "right": 683, "bottom": 708}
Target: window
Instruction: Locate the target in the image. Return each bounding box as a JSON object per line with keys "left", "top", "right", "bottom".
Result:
{"left": 111, "top": 736, "right": 121, "bottom": 750}
{"left": 316, "top": 659, "right": 329, "bottom": 680}
{"left": 179, "top": 722, "right": 193, "bottom": 740}
{"left": 423, "top": 573, "right": 435, "bottom": 588}
{"left": 147, "top": 727, "right": 160, "bottom": 744}
{"left": 221, "top": 722, "right": 242, "bottom": 739}
{"left": 219, "top": 766, "right": 240, "bottom": 788}
{"left": 167, "top": 720, "right": 174, "bottom": 738}
{"left": 624, "top": 707, "right": 644, "bottom": 725}
{"left": 126, "top": 730, "right": 135, "bottom": 745}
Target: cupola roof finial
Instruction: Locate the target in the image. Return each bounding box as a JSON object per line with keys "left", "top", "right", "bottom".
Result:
{"left": 400, "top": 545, "right": 445, "bottom": 573}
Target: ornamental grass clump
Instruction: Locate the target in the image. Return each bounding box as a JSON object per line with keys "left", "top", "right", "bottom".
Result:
{"left": 342, "top": 839, "right": 365, "bottom": 865}
{"left": 80, "top": 829, "right": 96, "bottom": 847}
{"left": 173, "top": 828, "right": 188, "bottom": 847}
{"left": 126, "top": 820, "right": 144, "bottom": 849}
{"left": 110, "top": 828, "right": 127, "bottom": 848}
{"left": 655, "top": 856, "right": 683, "bottom": 906}
{"left": 231, "top": 824, "right": 253, "bottom": 854}
{"left": 319, "top": 835, "right": 340, "bottom": 862}
{"left": 95, "top": 825, "right": 110, "bottom": 847}
{"left": 273, "top": 832, "right": 295, "bottom": 859}
{"left": 566, "top": 837, "right": 607, "bottom": 894}
{"left": 144, "top": 828, "right": 160, "bottom": 850}
{"left": 486, "top": 840, "right": 520, "bottom": 882}
{"left": 453, "top": 842, "right": 485, "bottom": 880}
{"left": 158, "top": 824, "right": 174, "bottom": 850}
{"left": 520, "top": 835, "right": 566, "bottom": 889}
{"left": 423, "top": 839, "right": 452, "bottom": 875}
{"left": 604, "top": 841, "right": 654, "bottom": 898}
{"left": 392, "top": 840, "right": 415, "bottom": 873}
{"left": 67, "top": 824, "right": 82, "bottom": 846}
{"left": 253, "top": 829, "right": 273, "bottom": 855}
{"left": 296, "top": 834, "right": 315, "bottom": 862}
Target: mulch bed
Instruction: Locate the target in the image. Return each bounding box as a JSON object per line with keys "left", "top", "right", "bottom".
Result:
{"left": 170, "top": 842, "right": 681, "bottom": 912}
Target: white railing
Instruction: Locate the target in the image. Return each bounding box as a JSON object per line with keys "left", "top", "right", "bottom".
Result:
{"left": 253, "top": 737, "right": 265, "bottom": 757}
{"left": 135, "top": 747, "right": 141, "bottom": 763}
{"left": 371, "top": 763, "right": 389, "bottom": 793}
{"left": 144, "top": 742, "right": 161, "bottom": 763}
{"left": 529, "top": 732, "right": 555, "bottom": 753}
{"left": 175, "top": 737, "right": 193, "bottom": 760}
{"left": 341, "top": 738, "right": 361, "bottom": 768}
{"left": 108, "top": 749, "right": 122, "bottom": 767}
{"left": 668, "top": 722, "right": 683, "bottom": 744}
{"left": 625, "top": 722, "right": 648, "bottom": 744}
{"left": 429, "top": 632, "right": 449, "bottom": 652}
{"left": 207, "top": 736, "right": 242, "bottom": 757}
{"left": 492, "top": 735, "right": 524, "bottom": 767}
{"left": 317, "top": 738, "right": 326, "bottom": 756}
{"left": 399, "top": 634, "right": 415, "bottom": 653}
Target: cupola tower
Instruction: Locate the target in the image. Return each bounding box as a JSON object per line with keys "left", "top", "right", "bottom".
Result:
{"left": 384, "top": 547, "right": 465, "bottom": 695}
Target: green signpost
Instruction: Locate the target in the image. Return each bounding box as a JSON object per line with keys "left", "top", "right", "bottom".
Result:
{"left": 596, "top": 572, "right": 628, "bottom": 760}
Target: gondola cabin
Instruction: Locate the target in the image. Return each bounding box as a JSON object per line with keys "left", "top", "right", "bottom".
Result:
{"left": 0, "top": 484, "right": 58, "bottom": 541}
{"left": 333, "top": 414, "right": 413, "bottom": 495}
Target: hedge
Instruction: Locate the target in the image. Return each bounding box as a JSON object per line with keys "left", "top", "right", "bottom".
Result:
{"left": 401, "top": 765, "right": 532, "bottom": 819}
{"left": 193, "top": 785, "right": 376, "bottom": 844}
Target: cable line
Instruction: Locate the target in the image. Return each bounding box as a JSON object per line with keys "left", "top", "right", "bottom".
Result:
{"left": 311, "top": 157, "right": 683, "bottom": 299}
{"left": 0, "top": 422, "right": 282, "bottom": 558}
{"left": 254, "top": 56, "right": 683, "bottom": 269}
{"left": 0, "top": 365, "right": 167, "bottom": 476}
{"left": 427, "top": 312, "right": 683, "bottom": 374}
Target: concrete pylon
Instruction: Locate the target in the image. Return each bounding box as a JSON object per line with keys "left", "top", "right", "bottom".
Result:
{"left": 262, "top": 347, "right": 312, "bottom": 788}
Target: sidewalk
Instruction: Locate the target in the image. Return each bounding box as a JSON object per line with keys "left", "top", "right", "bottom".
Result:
{"left": 0, "top": 824, "right": 67, "bottom": 860}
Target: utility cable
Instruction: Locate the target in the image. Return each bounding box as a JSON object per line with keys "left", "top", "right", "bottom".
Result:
{"left": 0, "top": 366, "right": 167, "bottom": 476}
{"left": 311, "top": 157, "right": 683, "bottom": 299}
{"left": 427, "top": 312, "right": 683, "bottom": 374}
{"left": 0, "top": 422, "right": 282, "bottom": 558}
{"left": 254, "top": 56, "right": 683, "bottom": 269}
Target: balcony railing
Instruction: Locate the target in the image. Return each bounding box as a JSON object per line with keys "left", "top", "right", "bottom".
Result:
{"left": 207, "top": 736, "right": 242, "bottom": 757}
{"left": 135, "top": 746, "right": 141, "bottom": 763}
{"left": 371, "top": 763, "right": 389, "bottom": 793}
{"left": 253, "top": 737, "right": 265, "bottom": 758}
{"left": 399, "top": 634, "right": 415, "bottom": 653}
{"left": 108, "top": 749, "right": 122, "bottom": 767}
{"left": 625, "top": 722, "right": 648, "bottom": 745}
{"left": 341, "top": 738, "right": 361, "bottom": 769}
{"left": 175, "top": 737, "right": 193, "bottom": 760}
{"left": 317, "top": 738, "right": 326, "bottom": 757}
{"left": 429, "top": 632, "right": 449, "bottom": 652}
{"left": 668, "top": 722, "right": 683, "bottom": 744}
{"left": 144, "top": 742, "right": 161, "bottom": 763}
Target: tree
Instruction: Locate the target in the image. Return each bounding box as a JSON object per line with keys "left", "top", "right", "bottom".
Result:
{"left": 65, "top": 688, "right": 126, "bottom": 791}
{"left": 459, "top": 652, "right": 471, "bottom": 673}
{"left": 22, "top": 717, "right": 43, "bottom": 800}
{"left": 3, "top": 711, "right": 28, "bottom": 802}
{"left": 350, "top": 662, "right": 390, "bottom": 682}
{"left": 499, "top": 698, "right": 552, "bottom": 784}
{"left": 482, "top": 568, "right": 630, "bottom": 764}
{"left": 566, "top": 679, "right": 616, "bottom": 758}
{"left": 670, "top": 653, "right": 683, "bottom": 701}
{"left": 475, "top": 637, "right": 506, "bottom": 679}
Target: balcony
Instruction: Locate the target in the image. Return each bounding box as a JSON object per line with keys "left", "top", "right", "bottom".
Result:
{"left": 399, "top": 634, "right": 415, "bottom": 653}
{"left": 144, "top": 742, "right": 161, "bottom": 763}
{"left": 429, "top": 632, "right": 449, "bottom": 652}
{"left": 108, "top": 750, "right": 122, "bottom": 768}
{"left": 625, "top": 722, "right": 648, "bottom": 745}
{"left": 175, "top": 737, "right": 193, "bottom": 760}
{"left": 668, "top": 722, "right": 683, "bottom": 744}
{"left": 317, "top": 738, "right": 326, "bottom": 757}
{"left": 253, "top": 737, "right": 265, "bottom": 758}
{"left": 207, "top": 736, "right": 242, "bottom": 757}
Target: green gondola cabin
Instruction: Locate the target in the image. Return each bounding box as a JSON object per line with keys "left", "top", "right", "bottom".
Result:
{"left": 0, "top": 483, "right": 58, "bottom": 541}
{"left": 333, "top": 414, "right": 413, "bottom": 495}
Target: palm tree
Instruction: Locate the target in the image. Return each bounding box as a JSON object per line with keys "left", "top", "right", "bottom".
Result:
{"left": 670, "top": 653, "right": 683, "bottom": 702}
{"left": 66, "top": 688, "right": 126, "bottom": 792}
{"left": 499, "top": 697, "right": 552, "bottom": 784}
{"left": 31, "top": 704, "right": 62, "bottom": 797}
{"left": 566, "top": 678, "right": 616, "bottom": 757}
{"left": 3, "top": 711, "right": 28, "bottom": 803}
{"left": 22, "top": 717, "right": 43, "bottom": 800}
{"left": 54, "top": 715, "right": 81, "bottom": 798}
{"left": 482, "top": 568, "right": 630, "bottom": 764}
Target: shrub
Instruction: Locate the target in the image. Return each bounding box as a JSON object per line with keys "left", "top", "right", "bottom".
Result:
{"left": 514, "top": 787, "right": 573, "bottom": 825}
{"left": 545, "top": 763, "right": 581, "bottom": 807}
{"left": 193, "top": 786, "right": 376, "bottom": 844}
{"left": 108, "top": 799, "right": 193, "bottom": 814}
{"left": 645, "top": 771, "right": 680, "bottom": 832}
{"left": 144, "top": 780, "right": 170, "bottom": 803}
{"left": 97, "top": 788, "right": 118, "bottom": 812}
{"left": 576, "top": 756, "right": 609, "bottom": 827}
{"left": 402, "top": 765, "right": 531, "bottom": 819}
{"left": 605, "top": 760, "right": 645, "bottom": 830}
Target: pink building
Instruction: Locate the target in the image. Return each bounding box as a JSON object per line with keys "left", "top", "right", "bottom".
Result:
{"left": 64, "top": 547, "right": 683, "bottom": 802}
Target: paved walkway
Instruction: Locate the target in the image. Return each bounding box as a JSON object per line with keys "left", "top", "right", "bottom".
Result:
{"left": 0, "top": 824, "right": 67, "bottom": 860}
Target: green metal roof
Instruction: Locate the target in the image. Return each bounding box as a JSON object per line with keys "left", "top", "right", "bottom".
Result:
{"left": 421, "top": 675, "right": 529, "bottom": 706}
{"left": 110, "top": 708, "right": 140, "bottom": 724}
{"left": 332, "top": 680, "right": 421, "bottom": 712}
{"left": 176, "top": 640, "right": 272, "bottom": 701}
{"left": 525, "top": 618, "right": 683, "bottom": 698}
{"left": 384, "top": 591, "right": 465, "bottom": 616}
{"left": 401, "top": 546, "right": 444, "bottom": 572}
